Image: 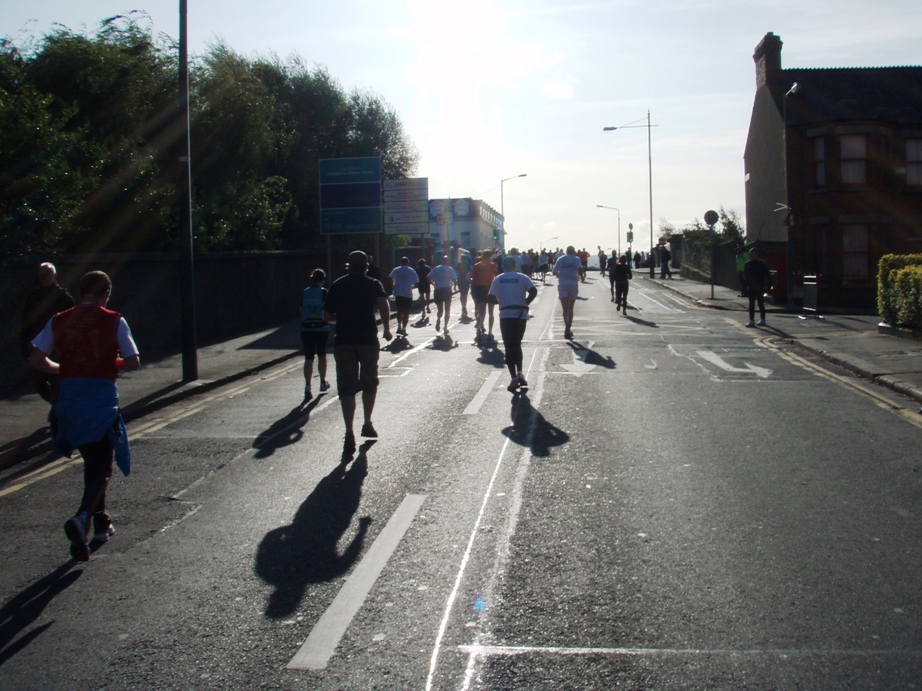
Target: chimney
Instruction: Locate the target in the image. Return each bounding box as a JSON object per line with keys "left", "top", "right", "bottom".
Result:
{"left": 753, "top": 32, "right": 783, "bottom": 89}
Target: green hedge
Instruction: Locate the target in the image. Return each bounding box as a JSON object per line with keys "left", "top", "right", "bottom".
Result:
{"left": 878, "top": 254, "right": 922, "bottom": 328}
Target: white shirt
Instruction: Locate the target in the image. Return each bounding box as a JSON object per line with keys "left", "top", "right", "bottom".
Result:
{"left": 488, "top": 270, "right": 536, "bottom": 319}
{"left": 389, "top": 265, "right": 418, "bottom": 298}
{"left": 428, "top": 264, "right": 458, "bottom": 289}
{"left": 553, "top": 254, "right": 583, "bottom": 284}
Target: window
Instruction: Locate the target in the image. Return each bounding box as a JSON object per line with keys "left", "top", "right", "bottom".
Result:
{"left": 840, "top": 135, "right": 867, "bottom": 184}
{"left": 842, "top": 224, "right": 869, "bottom": 281}
{"left": 811, "top": 136, "right": 826, "bottom": 186}
{"left": 908, "top": 139, "right": 922, "bottom": 186}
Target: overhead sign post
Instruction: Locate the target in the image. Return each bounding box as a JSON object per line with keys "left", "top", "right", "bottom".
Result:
{"left": 319, "top": 157, "right": 382, "bottom": 235}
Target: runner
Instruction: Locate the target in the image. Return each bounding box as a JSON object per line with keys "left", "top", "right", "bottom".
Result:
{"left": 415, "top": 258, "right": 432, "bottom": 318}
{"left": 456, "top": 254, "right": 472, "bottom": 319}
{"left": 489, "top": 256, "right": 538, "bottom": 393}
{"left": 428, "top": 255, "right": 458, "bottom": 336}
{"left": 553, "top": 245, "right": 583, "bottom": 340}
{"left": 388, "top": 256, "right": 418, "bottom": 337}
{"left": 470, "top": 249, "right": 499, "bottom": 345}
{"left": 612, "top": 254, "right": 633, "bottom": 315}
{"left": 299, "top": 268, "right": 331, "bottom": 400}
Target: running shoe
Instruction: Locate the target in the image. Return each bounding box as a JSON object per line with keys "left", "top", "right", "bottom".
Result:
{"left": 757, "top": 319, "right": 766, "bottom": 326}
{"left": 507, "top": 377, "right": 520, "bottom": 392}
{"left": 360, "top": 423, "right": 378, "bottom": 438}
{"left": 64, "top": 512, "right": 90, "bottom": 562}
{"left": 343, "top": 431, "right": 357, "bottom": 456}
{"left": 93, "top": 524, "right": 116, "bottom": 543}
{"left": 304, "top": 386, "right": 312, "bottom": 401}
{"left": 745, "top": 320, "right": 755, "bottom": 328}
{"left": 517, "top": 372, "right": 528, "bottom": 387}
{"left": 319, "top": 380, "right": 330, "bottom": 392}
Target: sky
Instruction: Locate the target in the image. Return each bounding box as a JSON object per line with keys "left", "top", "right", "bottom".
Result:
{"left": 3, "top": 0, "right": 921, "bottom": 254}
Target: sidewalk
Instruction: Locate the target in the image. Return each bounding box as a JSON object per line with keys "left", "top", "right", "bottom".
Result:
{"left": 3, "top": 276, "right": 921, "bottom": 470}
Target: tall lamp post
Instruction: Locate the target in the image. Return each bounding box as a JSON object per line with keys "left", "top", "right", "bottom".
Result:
{"left": 783, "top": 83, "right": 800, "bottom": 309}
{"left": 499, "top": 173, "right": 527, "bottom": 247}
{"left": 596, "top": 205, "right": 621, "bottom": 256}
{"left": 178, "top": 0, "right": 197, "bottom": 381}
{"left": 604, "top": 111, "right": 656, "bottom": 277}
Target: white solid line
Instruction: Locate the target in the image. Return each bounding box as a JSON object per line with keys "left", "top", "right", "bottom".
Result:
{"left": 287, "top": 493, "right": 428, "bottom": 670}
{"left": 458, "top": 644, "right": 922, "bottom": 658}
{"left": 463, "top": 371, "right": 504, "bottom": 415}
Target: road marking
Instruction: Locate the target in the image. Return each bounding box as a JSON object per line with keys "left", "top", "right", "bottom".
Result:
{"left": 287, "top": 493, "right": 427, "bottom": 670}
{"left": 561, "top": 348, "right": 596, "bottom": 376}
{"left": 459, "top": 644, "right": 922, "bottom": 658}
{"left": 760, "top": 337, "right": 922, "bottom": 429}
{"left": 696, "top": 350, "right": 772, "bottom": 379}
{"left": 463, "top": 371, "right": 503, "bottom": 415}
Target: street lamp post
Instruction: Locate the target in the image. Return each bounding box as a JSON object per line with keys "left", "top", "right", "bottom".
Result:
{"left": 604, "top": 111, "right": 657, "bottom": 277}
{"left": 499, "top": 173, "right": 527, "bottom": 247}
{"left": 539, "top": 235, "right": 558, "bottom": 252}
{"left": 783, "top": 83, "right": 800, "bottom": 309}
{"left": 596, "top": 205, "right": 621, "bottom": 256}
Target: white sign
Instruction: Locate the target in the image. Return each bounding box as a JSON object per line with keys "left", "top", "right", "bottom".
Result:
{"left": 385, "top": 222, "right": 431, "bottom": 235}
{"left": 385, "top": 211, "right": 429, "bottom": 224}
{"left": 384, "top": 200, "right": 429, "bottom": 214}
{"left": 383, "top": 177, "right": 428, "bottom": 191}
{"left": 383, "top": 188, "right": 428, "bottom": 202}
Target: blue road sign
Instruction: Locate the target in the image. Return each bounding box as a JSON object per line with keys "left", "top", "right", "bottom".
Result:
{"left": 319, "top": 156, "right": 382, "bottom": 235}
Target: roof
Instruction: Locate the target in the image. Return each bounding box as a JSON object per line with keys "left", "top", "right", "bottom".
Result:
{"left": 780, "top": 66, "right": 922, "bottom": 126}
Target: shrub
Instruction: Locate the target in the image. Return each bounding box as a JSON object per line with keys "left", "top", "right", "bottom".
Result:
{"left": 878, "top": 254, "right": 922, "bottom": 326}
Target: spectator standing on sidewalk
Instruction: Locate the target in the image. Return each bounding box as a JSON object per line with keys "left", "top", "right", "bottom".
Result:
{"left": 20, "top": 262, "right": 74, "bottom": 407}
{"left": 489, "top": 256, "right": 538, "bottom": 393}
{"left": 388, "top": 256, "right": 418, "bottom": 337}
{"left": 659, "top": 244, "right": 673, "bottom": 279}
{"left": 744, "top": 249, "right": 773, "bottom": 327}
{"left": 300, "top": 268, "right": 331, "bottom": 401}
{"left": 553, "top": 245, "right": 583, "bottom": 340}
{"left": 323, "top": 250, "right": 392, "bottom": 457}
{"left": 735, "top": 242, "right": 751, "bottom": 297}
{"left": 428, "top": 255, "right": 458, "bottom": 335}
{"left": 28, "top": 270, "right": 140, "bottom": 562}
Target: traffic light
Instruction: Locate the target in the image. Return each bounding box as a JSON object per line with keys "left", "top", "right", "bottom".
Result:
{"left": 627, "top": 230, "right": 634, "bottom": 243}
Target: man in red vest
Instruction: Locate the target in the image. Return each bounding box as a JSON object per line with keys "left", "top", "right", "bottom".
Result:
{"left": 29, "top": 271, "right": 140, "bottom": 562}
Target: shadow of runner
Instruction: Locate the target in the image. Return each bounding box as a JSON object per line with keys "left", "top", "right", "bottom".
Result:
{"left": 501, "top": 393, "right": 570, "bottom": 458}
{"left": 0, "top": 563, "right": 82, "bottom": 667}
{"left": 252, "top": 398, "right": 320, "bottom": 459}
{"left": 254, "top": 447, "right": 372, "bottom": 619}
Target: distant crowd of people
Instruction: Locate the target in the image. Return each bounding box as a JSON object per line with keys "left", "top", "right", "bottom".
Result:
{"left": 19, "top": 238, "right": 772, "bottom": 562}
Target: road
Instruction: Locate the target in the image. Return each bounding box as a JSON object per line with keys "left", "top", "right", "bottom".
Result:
{"left": 2, "top": 273, "right": 922, "bottom": 690}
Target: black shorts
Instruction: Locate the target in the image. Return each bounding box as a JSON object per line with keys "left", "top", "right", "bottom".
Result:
{"left": 333, "top": 344, "right": 380, "bottom": 397}
{"left": 395, "top": 295, "right": 413, "bottom": 311}
{"left": 471, "top": 285, "right": 490, "bottom": 304}
{"left": 434, "top": 287, "right": 452, "bottom": 304}
{"left": 300, "top": 330, "right": 329, "bottom": 358}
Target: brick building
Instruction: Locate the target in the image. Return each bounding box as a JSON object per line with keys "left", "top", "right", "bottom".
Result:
{"left": 744, "top": 32, "right": 922, "bottom": 308}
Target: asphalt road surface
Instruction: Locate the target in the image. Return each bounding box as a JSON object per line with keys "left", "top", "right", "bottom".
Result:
{"left": 2, "top": 273, "right": 922, "bottom": 690}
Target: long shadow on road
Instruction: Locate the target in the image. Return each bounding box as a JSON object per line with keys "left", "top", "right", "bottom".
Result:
{"left": 502, "top": 393, "right": 569, "bottom": 458}
{"left": 0, "top": 562, "right": 82, "bottom": 667}
{"left": 254, "top": 447, "right": 372, "bottom": 619}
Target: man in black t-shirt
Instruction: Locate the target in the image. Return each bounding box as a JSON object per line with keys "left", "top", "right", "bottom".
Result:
{"left": 324, "top": 251, "right": 393, "bottom": 457}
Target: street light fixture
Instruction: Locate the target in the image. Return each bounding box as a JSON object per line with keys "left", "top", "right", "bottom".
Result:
{"left": 604, "top": 111, "right": 657, "bottom": 277}
{"left": 499, "top": 174, "right": 527, "bottom": 246}
{"left": 539, "top": 235, "right": 558, "bottom": 252}
{"left": 596, "top": 205, "right": 621, "bottom": 256}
